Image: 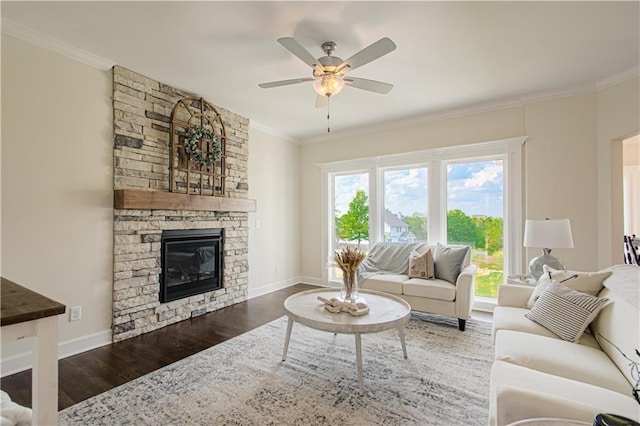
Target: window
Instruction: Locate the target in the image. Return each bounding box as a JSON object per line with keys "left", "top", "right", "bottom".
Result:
{"left": 320, "top": 137, "right": 525, "bottom": 305}
{"left": 383, "top": 167, "right": 428, "bottom": 243}
{"left": 446, "top": 159, "right": 504, "bottom": 298}
{"left": 331, "top": 172, "right": 369, "bottom": 279}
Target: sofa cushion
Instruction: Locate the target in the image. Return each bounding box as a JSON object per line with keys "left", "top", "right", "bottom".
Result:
{"left": 402, "top": 278, "right": 456, "bottom": 301}
{"left": 492, "top": 306, "right": 600, "bottom": 349}
{"left": 359, "top": 274, "right": 406, "bottom": 295}
{"left": 526, "top": 265, "right": 612, "bottom": 308}
{"left": 525, "top": 281, "right": 609, "bottom": 343}
{"left": 494, "top": 330, "right": 631, "bottom": 394}
{"left": 433, "top": 243, "right": 470, "bottom": 284}
{"left": 591, "top": 265, "right": 640, "bottom": 391}
{"left": 408, "top": 249, "right": 434, "bottom": 279}
{"left": 490, "top": 361, "right": 640, "bottom": 426}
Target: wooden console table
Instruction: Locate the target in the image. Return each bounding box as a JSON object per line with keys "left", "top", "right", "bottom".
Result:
{"left": 1, "top": 277, "right": 66, "bottom": 425}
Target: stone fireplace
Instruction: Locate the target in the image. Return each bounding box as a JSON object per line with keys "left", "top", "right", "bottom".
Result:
{"left": 111, "top": 66, "right": 252, "bottom": 342}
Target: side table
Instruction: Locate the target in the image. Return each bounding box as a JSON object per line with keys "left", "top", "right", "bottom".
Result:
{"left": 1, "top": 277, "right": 66, "bottom": 425}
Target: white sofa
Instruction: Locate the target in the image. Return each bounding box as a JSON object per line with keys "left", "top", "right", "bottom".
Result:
{"left": 359, "top": 242, "right": 477, "bottom": 331}
{"left": 490, "top": 264, "right": 640, "bottom": 425}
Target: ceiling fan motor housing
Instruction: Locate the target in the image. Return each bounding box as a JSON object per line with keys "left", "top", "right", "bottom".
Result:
{"left": 317, "top": 55, "right": 343, "bottom": 74}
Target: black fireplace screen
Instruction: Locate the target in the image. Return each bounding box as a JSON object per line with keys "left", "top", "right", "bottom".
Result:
{"left": 160, "top": 229, "right": 223, "bottom": 303}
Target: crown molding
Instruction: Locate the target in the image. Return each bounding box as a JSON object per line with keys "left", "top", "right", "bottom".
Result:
{"left": 249, "top": 121, "right": 298, "bottom": 144}
{"left": 596, "top": 67, "right": 640, "bottom": 91}
{"left": 1, "top": 18, "right": 115, "bottom": 70}
{"left": 302, "top": 83, "right": 596, "bottom": 146}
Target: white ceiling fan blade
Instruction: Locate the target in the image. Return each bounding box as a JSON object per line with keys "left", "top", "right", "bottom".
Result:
{"left": 336, "top": 37, "right": 396, "bottom": 73}
{"left": 345, "top": 77, "right": 393, "bottom": 94}
{"left": 259, "top": 77, "right": 314, "bottom": 89}
{"left": 315, "top": 94, "right": 329, "bottom": 108}
{"left": 278, "top": 37, "right": 318, "bottom": 68}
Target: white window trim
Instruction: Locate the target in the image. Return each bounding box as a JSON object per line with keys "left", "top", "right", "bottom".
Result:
{"left": 319, "top": 136, "right": 526, "bottom": 291}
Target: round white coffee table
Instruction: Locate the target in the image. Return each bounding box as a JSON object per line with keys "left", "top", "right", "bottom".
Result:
{"left": 282, "top": 288, "right": 412, "bottom": 394}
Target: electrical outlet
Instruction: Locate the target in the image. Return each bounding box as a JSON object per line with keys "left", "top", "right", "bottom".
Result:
{"left": 69, "top": 306, "right": 82, "bottom": 322}
{"left": 275, "top": 264, "right": 280, "bottom": 273}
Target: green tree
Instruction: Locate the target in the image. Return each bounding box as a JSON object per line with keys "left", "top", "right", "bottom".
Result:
{"left": 483, "top": 216, "right": 504, "bottom": 254}
{"left": 336, "top": 190, "right": 369, "bottom": 244}
{"left": 447, "top": 209, "right": 482, "bottom": 247}
{"left": 472, "top": 216, "right": 487, "bottom": 250}
{"left": 472, "top": 216, "right": 504, "bottom": 254}
{"left": 404, "top": 213, "right": 428, "bottom": 241}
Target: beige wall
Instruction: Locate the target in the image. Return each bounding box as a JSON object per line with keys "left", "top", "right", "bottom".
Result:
{"left": 0, "top": 36, "right": 303, "bottom": 367}
{"left": 300, "top": 82, "right": 639, "bottom": 281}
{"left": 597, "top": 77, "right": 640, "bottom": 268}
{"left": 2, "top": 32, "right": 637, "bottom": 366}
{"left": 299, "top": 107, "right": 525, "bottom": 281}
{"left": 523, "top": 93, "right": 598, "bottom": 270}
{"left": 1, "top": 35, "right": 113, "bottom": 359}
{"left": 248, "top": 127, "right": 301, "bottom": 296}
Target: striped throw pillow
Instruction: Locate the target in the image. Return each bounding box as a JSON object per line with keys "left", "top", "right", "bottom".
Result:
{"left": 525, "top": 280, "right": 609, "bottom": 343}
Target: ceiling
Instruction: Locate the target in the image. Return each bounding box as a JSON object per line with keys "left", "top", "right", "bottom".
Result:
{"left": 2, "top": 1, "right": 639, "bottom": 143}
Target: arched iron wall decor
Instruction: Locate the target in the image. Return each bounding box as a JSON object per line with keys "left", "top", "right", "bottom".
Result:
{"left": 170, "top": 97, "right": 227, "bottom": 196}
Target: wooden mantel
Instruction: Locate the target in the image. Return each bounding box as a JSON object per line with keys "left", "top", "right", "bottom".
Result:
{"left": 114, "top": 189, "right": 256, "bottom": 212}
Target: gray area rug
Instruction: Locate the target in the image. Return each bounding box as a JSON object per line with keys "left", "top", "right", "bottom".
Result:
{"left": 59, "top": 313, "right": 493, "bottom": 425}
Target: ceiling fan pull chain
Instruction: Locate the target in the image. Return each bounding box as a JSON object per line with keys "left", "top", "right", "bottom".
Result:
{"left": 327, "top": 96, "right": 331, "bottom": 133}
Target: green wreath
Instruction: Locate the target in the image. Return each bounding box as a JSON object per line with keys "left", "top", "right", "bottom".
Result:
{"left": 184, "top": 126, "right": 221, "bottom": 167}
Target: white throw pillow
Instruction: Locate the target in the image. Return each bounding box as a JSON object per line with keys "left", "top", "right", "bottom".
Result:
{"left": 526, "top": 265, "right": 612, "bottom": 308}
{"left": 408, "top": 249, "right": 434, "bottom": 279}
{"left": 525, "top": 280, "right": 610, "bottom": 343}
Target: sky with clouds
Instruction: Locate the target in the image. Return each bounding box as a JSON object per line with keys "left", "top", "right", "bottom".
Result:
{"left": 334, "top": 160, "right": 503, "bottom": 219}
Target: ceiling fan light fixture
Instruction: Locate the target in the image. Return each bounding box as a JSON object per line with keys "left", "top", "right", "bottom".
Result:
{"left": 313, "top": 74, "right": 345, "bottom": 97}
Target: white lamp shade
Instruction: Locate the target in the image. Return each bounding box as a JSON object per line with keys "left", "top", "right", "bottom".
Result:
{"left": 523, "top": 218, "right": 574, "bottom": 249}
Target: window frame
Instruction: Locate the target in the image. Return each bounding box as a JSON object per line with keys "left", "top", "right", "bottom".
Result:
{"left": 319, "top": 136, "right": 526, "bottom": 307}
{"left": 443, "top": 155, "right": 507, "bottom": 304}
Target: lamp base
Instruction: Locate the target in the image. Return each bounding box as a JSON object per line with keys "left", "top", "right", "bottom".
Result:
{"left": 529, "top": 248, "right": 566, "bottom": 281}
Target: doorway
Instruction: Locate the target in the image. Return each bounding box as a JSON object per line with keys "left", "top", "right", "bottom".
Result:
{"left": 623, "top": 135, "right": 640, "bottom": 237}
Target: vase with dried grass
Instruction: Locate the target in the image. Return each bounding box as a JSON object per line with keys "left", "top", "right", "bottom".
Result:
{"left": 334, "top": 246, "right": 367, "bottom": 303}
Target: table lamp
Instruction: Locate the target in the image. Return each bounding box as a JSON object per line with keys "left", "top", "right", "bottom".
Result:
{"left": 524, "top": 218, "right": 574, "bottom": 280}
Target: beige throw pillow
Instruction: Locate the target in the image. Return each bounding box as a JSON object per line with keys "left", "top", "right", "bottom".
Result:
{"left": 526, "top": 265, "right": 612, "bottom": 308}
{"left": 408, "top": 249, "right": 434, "bottom": 279}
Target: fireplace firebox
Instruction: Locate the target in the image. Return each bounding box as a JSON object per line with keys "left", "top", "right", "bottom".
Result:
{"left": 160, "top": 229, "right": 223, "bottom": 303}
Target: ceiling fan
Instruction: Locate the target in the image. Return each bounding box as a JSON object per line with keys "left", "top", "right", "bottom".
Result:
{"left": 259, "top": 37, "right": 397, "bottom": 109}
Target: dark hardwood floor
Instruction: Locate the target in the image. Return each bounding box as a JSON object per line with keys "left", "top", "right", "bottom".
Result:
{"left": 0, "top": 283, "right": 318, "bottom": 410}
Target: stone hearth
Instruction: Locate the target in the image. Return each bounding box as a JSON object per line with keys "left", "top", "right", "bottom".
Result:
{"left": 112, "top": 66, "right": 249, "bottom": 342}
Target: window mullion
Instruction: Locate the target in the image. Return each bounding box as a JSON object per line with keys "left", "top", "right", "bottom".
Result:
{"left": 369, "top": 165, "right": 380, "bottom": 246}
{"left": 428, "top": 159, "right": 444, "bottom": 244}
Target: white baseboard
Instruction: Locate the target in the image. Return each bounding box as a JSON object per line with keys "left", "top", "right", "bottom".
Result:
{"left": 1, "top": 329, "right": 112, "bottom": 377}
{"left": 247, "top": 276, "right": 330, "bottom": 299}
{"left": 298, "top": 276, "right": 327, "bottom": 287}
{"left": 247, "top": 277, "right": 300, "bottom": 299}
